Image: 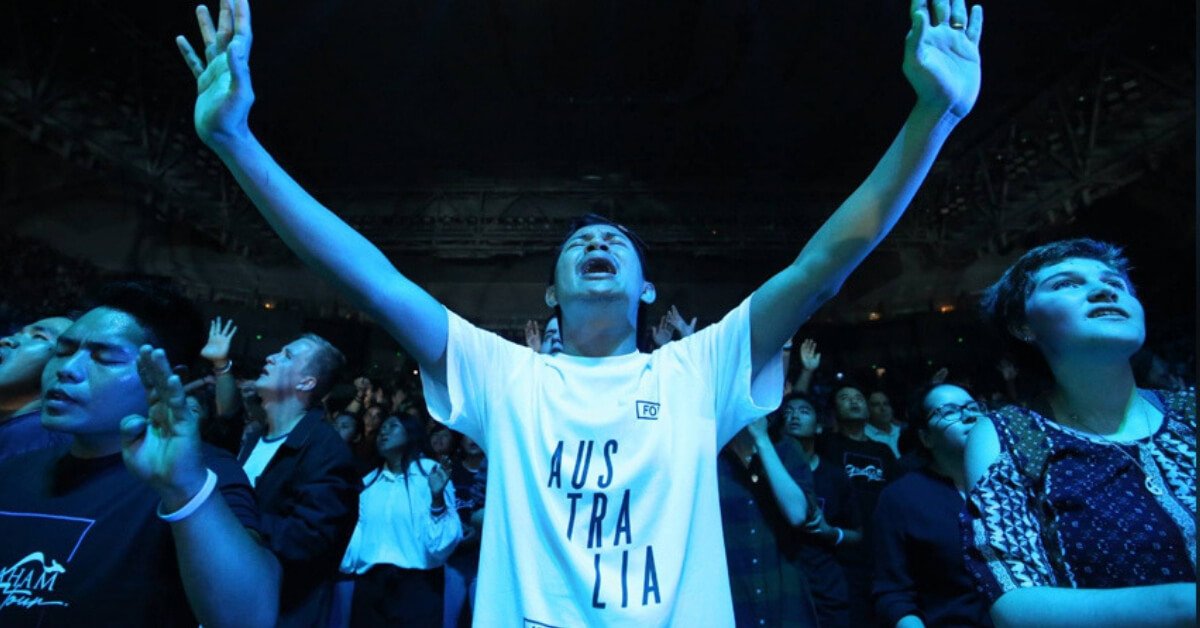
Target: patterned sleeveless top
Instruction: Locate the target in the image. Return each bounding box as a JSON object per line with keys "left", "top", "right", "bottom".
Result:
{"left": 962, "top": 389, "right": 1196, "bottom": 601}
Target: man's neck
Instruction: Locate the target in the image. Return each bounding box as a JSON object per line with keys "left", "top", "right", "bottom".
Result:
{"left": 560, "top": 305, "right": 639, "bottom": 357}
{"left": 838, "top": 420, "right": 867, "bottom": 441}
{"left": 262, "top": 397, "right": 309, "bottom": 439}
{"left": 69, "top": 433, "right": 123, "bottom": 459}
{"left": 796, "top": 435, "right": 817, "bottom": 459}
{"left": 0, "top": 395, "right": 40, "bottom": 424}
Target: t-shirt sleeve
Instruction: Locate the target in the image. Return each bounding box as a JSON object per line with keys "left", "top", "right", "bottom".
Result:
{"left": 668, "top": 296, "right": 784, "bottom": 447}
{"left": 961, "top": 445, "right": 1059, "bottom": 602}
{"left": 421, "top": 307, "right": 528, "bottom": 446}
{"left": 203, "top": 444, "right": 261, "bottom": 534}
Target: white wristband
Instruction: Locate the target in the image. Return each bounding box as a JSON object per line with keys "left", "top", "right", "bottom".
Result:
{"left": 157, "top": 468, "right": 218, "bottom": 522}
{"left": 833, "top": 527, "right": 845, "bottom": 546}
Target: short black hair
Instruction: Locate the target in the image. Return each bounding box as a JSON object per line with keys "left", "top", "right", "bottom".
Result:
{"left": 91, "top": 279, "right": 206, "bottom": 368}
{"left": 980, "top": 238, "right": 1134, "bottom": 334}
{"left": 781, "top": 390, "right": 817, "bottom": 411}
{"left": 547, "top": 213, "right": 651, "bottom": 287}
{"left": 829, "top": 381, "right": 866, "bottom": 404}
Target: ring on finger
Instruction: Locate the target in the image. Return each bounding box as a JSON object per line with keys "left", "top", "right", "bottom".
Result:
{"left": 950, "top": 21, "right": 966, "bottom": 29}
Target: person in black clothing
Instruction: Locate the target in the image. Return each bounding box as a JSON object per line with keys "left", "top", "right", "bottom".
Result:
{"left": 0, "top": 280, "right": 279, "bottom": 628}
{"left": 237, "top": 332, "right": 362, "bottom": 628}
{"left": 821, "top": 383, "right": 898, "bottom": 627}
{"left": 779, "top": 391, "right": 860, "bottom": 628}
{"left": 872, "top": 383, "right": 992, "bottom": 627}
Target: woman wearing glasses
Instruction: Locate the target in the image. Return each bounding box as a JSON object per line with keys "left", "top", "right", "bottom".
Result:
{"left": 871, "top": 384, "right": 993, "bottom": 628}
{"left": 963, "top": 239, "right": 1196, "bottom": 627}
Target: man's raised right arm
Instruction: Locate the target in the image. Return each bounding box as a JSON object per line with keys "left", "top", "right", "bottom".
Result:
{"left": 177, "top": 0, "right": 447, "bottom": 378}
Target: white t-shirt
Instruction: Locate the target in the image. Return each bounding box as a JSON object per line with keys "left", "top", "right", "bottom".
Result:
{"left": 241, "top": 435, "right": 287, "bottom": 488}
{"left": 864, "top": 423, "right": 902, "bottom": 458}
{"left": 421, "top": 297, "right": 782, "bottom": 627}
{"left": 340, "top": 458, "right": 462, "bottom": 573}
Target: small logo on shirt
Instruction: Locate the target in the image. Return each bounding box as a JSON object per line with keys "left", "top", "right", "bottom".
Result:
{"left": 0, "top": 552, "right": 69, "bottom": 611}
{"left": 635, "top": 401, "right": 660, "bottom": 420}
{"left": 845, "top": 464, "right": 885, "bottom": 483}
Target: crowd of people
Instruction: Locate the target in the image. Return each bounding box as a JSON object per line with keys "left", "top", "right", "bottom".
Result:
{"left": 0, "top": 0, "right": 1194, "bottom": 627}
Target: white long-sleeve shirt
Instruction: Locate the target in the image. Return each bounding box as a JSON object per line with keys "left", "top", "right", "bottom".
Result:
{"left": 340, "top": 458, "right": 462, "bottom": 574}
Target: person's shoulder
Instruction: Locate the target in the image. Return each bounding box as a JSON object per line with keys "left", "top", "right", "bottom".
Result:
{"left": 0, "top": 442, "right": 64, "bottom": 493}
{"left": 865, "top": 438, "right": 894, "bottom": 457}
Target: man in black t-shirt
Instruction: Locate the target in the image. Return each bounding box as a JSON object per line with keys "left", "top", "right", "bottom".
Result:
{"left": 0, "top": 281, "right": 279, "bottom": 628}
{"left": 820, "top": 384, "right": 898, "bottom": 628}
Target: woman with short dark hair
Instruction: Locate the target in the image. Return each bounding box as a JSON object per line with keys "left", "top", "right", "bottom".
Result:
{"left": 963, "top": 238, "right": 1196, "bottom": 627}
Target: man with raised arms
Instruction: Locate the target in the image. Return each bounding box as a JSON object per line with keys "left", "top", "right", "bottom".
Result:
{"left": 176, "top": 0, "right": 982, "bottom": 624}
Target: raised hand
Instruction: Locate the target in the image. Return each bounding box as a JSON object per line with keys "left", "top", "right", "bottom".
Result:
{"left": 799, "top": 339, "right": 821, "bottom": 372}
{"left": 428, "top": 464, "right": 450, "bottom": 497}
{"left": 201, "top": 316, "right": 238, "bottom": 367}
{"left": 904, "top": 0, "right": 983, "bottom": 119}
{"left": 176, "top": 0, "right": 255, "bottom": 147}
{"left": 931, "top": 366, "right": 949, "bottom": 384}
{"left": 745, "top": 416, "right": 771, "bottom": 444}
{"left": 121, "top": 346, "right": 208, "bottom": 510}
{"left": 664, "top": 305, "right": 697, "bottom": 338}
{"left": 996, "top": 358, "right": 1018, "bottom": 382}
{"left": 650, "top": 314, "right": 675, "bottom": 347}
{"left": 524, "top": 319, "right": 542, "bottom": 352}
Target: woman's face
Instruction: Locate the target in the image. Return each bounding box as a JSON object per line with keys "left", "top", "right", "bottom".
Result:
{"left": 333, "top": 414, "right": 359, "bottom": 444}
{"left": 1020, "top": 257, "right": 1144, "bottom": 361}
{"left": 920, "top": 385, "right": 983, "bottom": 455}
{"left": 429, "top": 427, "right": 455, "bottom": 456}
{"left": 363, "top": 407, "right": 385, "bottom": 434}
{"left": 376, "top": 416, "right": 406, "bottom": 455}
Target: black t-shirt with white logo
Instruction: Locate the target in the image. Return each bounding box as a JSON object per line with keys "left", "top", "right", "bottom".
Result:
{"left": 0, "top": 443, "right": 260, "bottom": 627}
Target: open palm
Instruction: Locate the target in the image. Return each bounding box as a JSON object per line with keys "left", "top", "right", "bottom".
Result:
{"left": 903, "top": 0, "right": 983, "bottom": 119}
{"left": 176, "top": 0, "right": 255, "bottom": 147}
{"left": 121, "top": 346, "right": 205, "bottom": 496}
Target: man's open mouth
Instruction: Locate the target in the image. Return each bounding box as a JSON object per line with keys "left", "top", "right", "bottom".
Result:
{"left": 579, "top": 257, "right": 617, "bottom": 276}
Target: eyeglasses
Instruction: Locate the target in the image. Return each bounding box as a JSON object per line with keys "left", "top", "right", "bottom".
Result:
{"left": 928, "top": 401, "right": 986, "bottom": 425}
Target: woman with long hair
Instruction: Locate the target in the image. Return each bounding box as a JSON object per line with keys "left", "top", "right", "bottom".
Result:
{"left": 963, "top": 239, "right": 1195, "bottom": 627}
{"left": 337, "top": 414, "right": 462, "bottom": 626}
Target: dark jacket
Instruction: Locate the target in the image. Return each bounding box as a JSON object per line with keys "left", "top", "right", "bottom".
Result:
{"left": 239, "top": 409, "right": 362, "bottom": 628}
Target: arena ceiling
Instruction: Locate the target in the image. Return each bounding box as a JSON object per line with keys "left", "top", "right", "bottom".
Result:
{"left": 0, "top": 0, "right": 1194, "bottom": 326}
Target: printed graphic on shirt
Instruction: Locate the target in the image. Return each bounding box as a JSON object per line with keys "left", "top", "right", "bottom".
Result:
{"left": 635, "top": 401, "right": 660, "bottom": 421}
{"left": 842, "top": 452, "right": 886, "bottom": 483}
{"left": 545, "top": 438, "right": 662, "bottom": 612}
{"left": 0, "top": 511, "right": 93, "bottom": 614}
